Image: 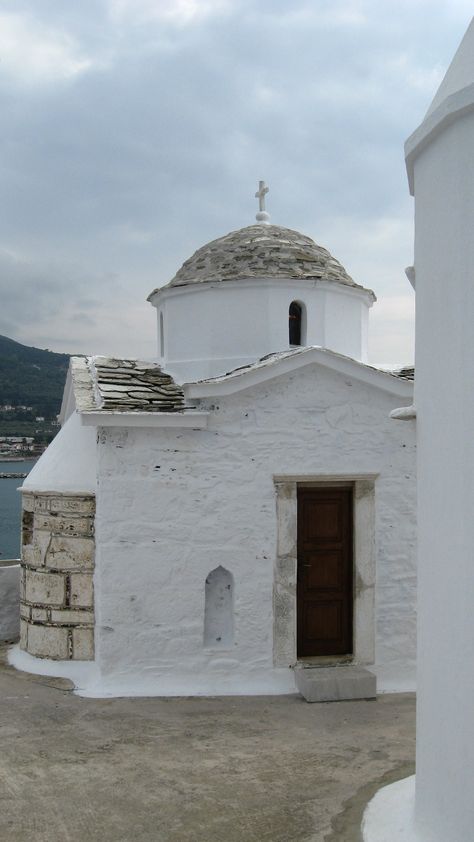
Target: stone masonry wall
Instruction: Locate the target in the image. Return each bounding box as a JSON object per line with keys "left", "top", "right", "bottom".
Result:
{"left": 20, "top": 492, "right": 95, "bottom": 660}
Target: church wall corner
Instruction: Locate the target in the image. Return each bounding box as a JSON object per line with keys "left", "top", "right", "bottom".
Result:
{"left": 19, "top": 491, "right": 96, "bottom": 661}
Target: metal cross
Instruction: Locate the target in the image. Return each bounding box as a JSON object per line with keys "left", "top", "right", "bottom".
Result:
{"left": 255, "top": 180, "right": 269, "bottom": 212}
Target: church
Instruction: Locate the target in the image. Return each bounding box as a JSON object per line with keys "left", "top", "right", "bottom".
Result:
{"left": 14, "top": 187, "right": 416, "bottom": 700}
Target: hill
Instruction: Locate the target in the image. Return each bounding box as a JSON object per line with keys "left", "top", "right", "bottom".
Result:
{"left": 0, "top": 335, "right": 69, "bottom": 419}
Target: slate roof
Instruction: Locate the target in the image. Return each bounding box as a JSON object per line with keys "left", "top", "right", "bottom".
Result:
{"left": 393, "top": 366, "right": 415, "bottom": 380}
{"left": 188, "top": 348, "right": 414, "bottom": 387}
{"left": 149, "top": 224, "right": 375, "bottom": 299}
{"left": 69, "top": 352, "right": 414, "bottom": 416}
{"left": 71, "top": 356, "right": 185, "bottom": 413}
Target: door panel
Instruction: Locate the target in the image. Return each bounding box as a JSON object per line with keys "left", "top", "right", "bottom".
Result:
{"left": 297, "top": 487, "right": 353, "bottom": 657}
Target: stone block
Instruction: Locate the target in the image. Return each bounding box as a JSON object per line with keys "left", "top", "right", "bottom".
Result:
{"left": 70, "top": 573, "right": 94, "bottom": 608}
{"left": 21, "top": 493, "right": 35, "bottom": 512}
{"left": 27, "top": 623, "right": 69, "bottom": 660}
{"left": 20, "top": 619, "right": 27, "bottom": 649}
{"left": 44, "top": 536, "right": 94, "bottom": 571}
{"left": 275, "top": 554, "right": 296, "bottom": 585}
{"left": 50, "top": 609, "right": 94, "bottom": 626}
{"left": 72, "top": 627, "right": 94, "bottom": 660}
{"left": 49, "top": 496, "right": 95, "bottom": 515}
{"left": 29, "top": 494, "right": 95, "bottom": 516}
{"left": 294, "top": 665, "right": 376, "bottom": 703}
{"left": 22, "top": 531, "right": 51, "bottom": 568}
{"left": 31, "top": 496, "right": 52, "bottom": 514}
{"left": 25, "top": 570, "right": 65, "bottom": 607}
{"left": 22, "top": 510, "right": 34, "bottom": 545}
{"left": 31, "top": 607, "right": 48, "bottom": 622}
{"left": 275, "top": 484, "right": 297, "bottom": 557}
{"left": 22, "top": 545, "right": 36, "bottom": 566}
{"left": 20, "top": 604, "right": 31, "bottom": 620}
{"left": 34, "top": 513, "right": 94, "bottom": 538}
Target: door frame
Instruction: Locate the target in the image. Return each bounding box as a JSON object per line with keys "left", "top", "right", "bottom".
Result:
{"left": 273, "top": 474, "right": 377, "bottom": 668}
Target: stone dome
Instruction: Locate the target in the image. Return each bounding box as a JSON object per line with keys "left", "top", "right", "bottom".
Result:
{"left": 156, "top": 224, "right": 373, "bottom": 296}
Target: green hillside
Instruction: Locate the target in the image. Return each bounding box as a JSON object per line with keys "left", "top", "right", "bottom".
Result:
{"left": 0, "top": 336, "right": 69, "bottom": 436}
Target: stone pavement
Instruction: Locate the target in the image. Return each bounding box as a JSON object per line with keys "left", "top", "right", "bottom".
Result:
{"left": 0, "top": 645, "right": 415, "bottom": 842}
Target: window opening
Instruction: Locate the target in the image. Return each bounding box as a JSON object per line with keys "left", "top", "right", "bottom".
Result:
{"left": 289, "top": 301, "right": 303, "bottom": 345}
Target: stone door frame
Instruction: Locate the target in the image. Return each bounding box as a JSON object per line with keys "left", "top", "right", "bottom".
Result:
{"left": 273, "top": 474, "right": 377, "bottom": 668}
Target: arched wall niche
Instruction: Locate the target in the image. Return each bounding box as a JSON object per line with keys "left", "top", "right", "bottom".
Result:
{"left": 289, "top": 300, "right": 306, "bottom": 346}
{"left": 203, "top": 565, "right": 234, "bottom": 648}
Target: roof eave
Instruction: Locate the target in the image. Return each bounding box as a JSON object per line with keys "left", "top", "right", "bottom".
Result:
{"left": 405, "top": 82, "right": 474, "bottom": 194}
{"left": 79, "top": 410, "right": 209, "bottom": 429}
{"left": 148, "top": 276, "right": 376, "bottom": 303}
{"left": 184, "top": 348, "right": 414, "bottom": 400}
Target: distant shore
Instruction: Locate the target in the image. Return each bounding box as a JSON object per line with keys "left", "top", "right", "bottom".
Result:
{"left": 0, "top": 456, "right": 39, "bottom": 463}
{"left": 0, "top": 472, "right": 27, "bottom": 479}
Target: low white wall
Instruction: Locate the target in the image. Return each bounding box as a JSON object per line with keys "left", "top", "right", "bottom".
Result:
{"left": 0, "top": 562, "right": 20, "bottom": 642}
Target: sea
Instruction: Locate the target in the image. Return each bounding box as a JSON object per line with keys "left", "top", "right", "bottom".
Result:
{"left": 0, "top": 459, "right": 37, "bottom": 560}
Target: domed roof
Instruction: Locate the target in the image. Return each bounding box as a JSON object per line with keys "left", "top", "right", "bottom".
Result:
{"left": 152, "top": 224, "right": 374, "bottom": 297}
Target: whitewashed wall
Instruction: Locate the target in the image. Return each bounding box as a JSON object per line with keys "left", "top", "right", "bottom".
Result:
{"left": 409, "top": 92, "right": 474, "bottom": 842}
{"left": 94, "top": 363, "right": 416, "bottom": 696}
{"left": 152, "top": 279, "right": 373, "bottom": 382}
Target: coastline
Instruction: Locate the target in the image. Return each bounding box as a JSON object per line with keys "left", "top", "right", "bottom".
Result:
{"left": 0, "top": 456, "right": 39, "bottom": 463}
{"left": 0, "top": 473, "right": 27, "bottom": 479}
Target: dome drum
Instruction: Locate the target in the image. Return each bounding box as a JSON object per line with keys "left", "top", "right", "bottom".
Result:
{"left": 148, "top": 224, "right": 375, "bottom": 382}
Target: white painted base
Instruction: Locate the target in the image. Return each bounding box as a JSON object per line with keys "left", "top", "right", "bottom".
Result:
{"left": 8, "top": 643, "right": 418, "bottom": 700}
{"left": 373, "top": 664, "right": 416, "bottom": 694}
{"left": 362, "top": 776, "right": 420, "bottom": 841}
{"left": 7, "top": 645, "right": 296, "bottom": 697}
{"left": 8, "top": 644, "right": 100, "bottom": 690}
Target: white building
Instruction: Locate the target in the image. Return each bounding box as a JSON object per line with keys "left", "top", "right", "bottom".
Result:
{"left": 14, "top": 212, "right": 416, "bottom": 699}
{"left": 364, "top": 15, "right": 474, "bottom": 842}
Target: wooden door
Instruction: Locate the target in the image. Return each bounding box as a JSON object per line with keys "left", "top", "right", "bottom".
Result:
{"left": 297, "top": 487, "right": 353, "bottom": 657}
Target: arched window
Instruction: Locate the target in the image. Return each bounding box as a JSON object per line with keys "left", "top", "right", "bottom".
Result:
{"left": 159, "top": 312, "right": 164, "bottom": 357}
{"left": 289, "top": 301, "right": 304, "bottom": 346}
{"left": 204, "top": 566, "right": 234, "bottom": 648}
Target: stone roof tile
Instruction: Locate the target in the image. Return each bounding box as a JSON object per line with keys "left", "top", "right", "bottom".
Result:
{"left": 71, "top": 356, "right": 185, "bottom": 413}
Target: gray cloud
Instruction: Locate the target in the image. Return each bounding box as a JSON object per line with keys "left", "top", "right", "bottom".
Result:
{"left": 0, "top": 0, "right": 471, "bottom": 363}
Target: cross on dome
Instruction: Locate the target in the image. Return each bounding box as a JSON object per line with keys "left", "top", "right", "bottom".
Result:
{"left": 255, "top": 180, "right": 270, "bottom": 224}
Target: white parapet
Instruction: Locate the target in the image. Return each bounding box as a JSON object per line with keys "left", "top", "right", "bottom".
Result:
{"left": 362, "top": 776, "right": 418, "bottom": 842}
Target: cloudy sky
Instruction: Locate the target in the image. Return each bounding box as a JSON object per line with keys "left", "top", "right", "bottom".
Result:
{"left": 0, "top": 0, "right": 471, "bottom": 364}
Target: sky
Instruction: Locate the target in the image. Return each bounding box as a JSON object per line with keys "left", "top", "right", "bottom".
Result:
{"left": 0, "top": 0, "right": 472, "bottom": 365}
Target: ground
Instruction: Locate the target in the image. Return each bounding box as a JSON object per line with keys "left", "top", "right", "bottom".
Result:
{"left": 0, "top": 644, "right": 415, "bottom": 842}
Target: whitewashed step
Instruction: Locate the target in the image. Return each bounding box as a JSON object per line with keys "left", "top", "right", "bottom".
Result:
{"left": 294, "top": 665, "right": 376, "bottom": 702}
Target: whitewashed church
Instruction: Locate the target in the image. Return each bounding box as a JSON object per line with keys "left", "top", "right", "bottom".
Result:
{"left": 15, "top": 187, "right": 416, "bottom": 699}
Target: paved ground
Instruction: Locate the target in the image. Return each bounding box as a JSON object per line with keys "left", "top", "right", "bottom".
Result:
{"left": 0, "top": 645, "right": 415, "bottom": 842}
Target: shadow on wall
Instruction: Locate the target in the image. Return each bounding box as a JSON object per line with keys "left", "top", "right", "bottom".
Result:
{"left": 204, "top": 566, "right": 234, "bottom": 648}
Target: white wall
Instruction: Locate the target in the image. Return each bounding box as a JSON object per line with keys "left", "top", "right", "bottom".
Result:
{"left": 411, "top": 109, "right": 474, "bottom": 842}
{"left": 151, "top": 279, "right": 372, "bottom": 382}
{"left": 22, "top": 411, "right": 96, "bottom": 494}
{"left": 93, "top": 363, "right": 416, "bottom": 695}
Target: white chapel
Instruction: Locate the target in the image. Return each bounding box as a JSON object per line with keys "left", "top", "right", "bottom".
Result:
{"left": 14, "top": 189, "right": 416, "bottom": 699}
